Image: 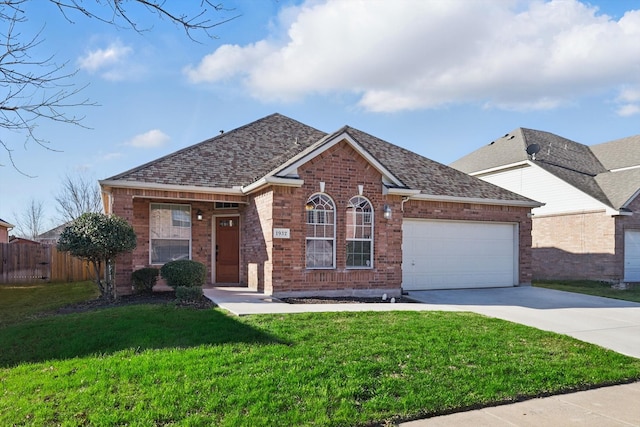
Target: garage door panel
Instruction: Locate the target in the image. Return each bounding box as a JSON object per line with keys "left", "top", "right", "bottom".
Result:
{"left": 402, "top": 219, "right": 517, "bottom": 290}
{"left": 624, "top": 230, "right": 640, "bottom": 282}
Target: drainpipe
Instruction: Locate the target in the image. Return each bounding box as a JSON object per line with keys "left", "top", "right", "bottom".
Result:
{"left": 401, "top": 196, "right": 411, "bottom": 212}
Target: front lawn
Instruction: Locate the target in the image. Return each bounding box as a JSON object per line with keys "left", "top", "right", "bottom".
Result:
{"left": 535, "top": 280, "right": 640, "bottom": 303}
{"left": 1, "top": 305, "right": 639, "bottom": 426}
{"left": 0, "top": 281, "right": 99, "bottom": 327}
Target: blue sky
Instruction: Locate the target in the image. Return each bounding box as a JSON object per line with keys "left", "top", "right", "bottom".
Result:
{"left": 1, "top": 0, "right": 639, "bottom": 231}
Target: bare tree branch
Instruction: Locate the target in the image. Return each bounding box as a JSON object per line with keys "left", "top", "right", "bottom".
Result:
{"left": 55, "top": 172, "right": 103, "bottom": 223}
{"left": 0, "top": 0, "right": 237, "bottom": 172}
{"left": 12, "top": 197, "right": 46, "bottom": 239}
{"left": 48, "top": 0, "right": 239, "bottom": 41}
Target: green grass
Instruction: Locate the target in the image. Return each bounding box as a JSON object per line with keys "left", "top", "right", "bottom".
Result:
{"left": 535, "top": 280, "right": 640, "bottom": 303}
{"left": 1, "top": 305, "right": 639, "bottom": 426}
{"left": 0, "top": 281, "right": 99, "bottom": 327}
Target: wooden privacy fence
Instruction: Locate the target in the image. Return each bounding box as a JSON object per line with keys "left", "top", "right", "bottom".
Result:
{"left": 0, "top": 243, "right": 91, "bottom": 284}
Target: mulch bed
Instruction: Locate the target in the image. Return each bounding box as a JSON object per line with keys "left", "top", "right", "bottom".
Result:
{"left": 54, "top": 291, "right": 215, "bottom": 315}
{"left": 281, "top": 296, "right": 416, "bottom": 304}
{"left": 52, "top": 293, "right": 414, "bottom": 316}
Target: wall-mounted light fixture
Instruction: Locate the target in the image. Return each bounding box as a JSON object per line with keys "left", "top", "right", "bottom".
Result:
{"left": 305, "top": 201, "right": 314, "bottom": 211}
{"left": 196, "top": 210, "right": 204, "bottom": 221}
{"left": 383, "top": 204, "right": 392, "bottom": 220}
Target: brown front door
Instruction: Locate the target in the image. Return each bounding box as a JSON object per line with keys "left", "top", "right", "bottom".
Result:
{"left": 215, "top": 217, "right": 239, "bottom": 283}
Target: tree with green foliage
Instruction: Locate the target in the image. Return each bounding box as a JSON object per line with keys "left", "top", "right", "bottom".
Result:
{"left": 57, "top": 212, "right": 137, "bottom": 300}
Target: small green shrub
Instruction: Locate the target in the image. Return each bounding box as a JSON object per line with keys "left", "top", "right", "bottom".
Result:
{"left": 160, "top": 260, "right": 207, "bottom": 288}
{"left": 131, "top": 268, "right": 159, "bottom": 294}
{"left": 175, "top": 286, "right": 203, "bottom": 302}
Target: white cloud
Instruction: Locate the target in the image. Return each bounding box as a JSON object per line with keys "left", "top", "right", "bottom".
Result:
{"left": 614, "top": 85, "right": 640, "bottom": 116}
{"left": 185, "top": 0, "right": 640, "bottom": 112}
{"left": 184, "top": 41, "right": 275, "bottom": 83}
{"left": 78, "top": 41, "right": 134, "bottom": 81}
{"left": 617, "top": 104, "right": 640, "bottom": 117}
{"left": 127, "top": 130, "right": 170, "bottom": 148}
{"left": 102, "top": 152, "right": 124, "bottom": 161}
{"left": 617, "top": 86, "right": 640, "bottom": 103}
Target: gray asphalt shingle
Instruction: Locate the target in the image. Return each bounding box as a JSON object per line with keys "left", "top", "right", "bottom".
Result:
{"left": 106, "top": 113, "right": 535, "bottom": 204}
{"left": 107, "top": 113, "right": 327, "bottom": 188}
{"left": 451, "top": 127, "right": 640, "bottom": 210}
{"left": 590, "top": 135, "right": 640, "bottom": 171}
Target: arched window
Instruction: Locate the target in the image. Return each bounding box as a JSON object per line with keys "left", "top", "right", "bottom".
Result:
{"left": 346, "top": 196, "right": 373, "bottom": 268}
{"left": 305, "top": 193, "right": 336, "bottom": 269}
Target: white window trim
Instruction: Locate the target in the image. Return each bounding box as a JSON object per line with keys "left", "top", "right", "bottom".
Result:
{"left": 305, "top": 193, "right": 336, "bottom": 269}
{"left": 149, "top": 203, "right": 192, "bottom": 265}
{"left": 345, "top": 195, "right": 374, "bottom": 269}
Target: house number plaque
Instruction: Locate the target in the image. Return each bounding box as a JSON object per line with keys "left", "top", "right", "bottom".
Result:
{"left": 273, "top": 228, "right": 291, "bottom": 239}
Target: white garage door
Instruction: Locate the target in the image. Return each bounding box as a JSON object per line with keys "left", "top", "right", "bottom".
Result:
{"left": 624, "top": 230, "right": 640, "bottom": 282}
{"left": 402, "top": 219, "right": 518, "bottom": 290}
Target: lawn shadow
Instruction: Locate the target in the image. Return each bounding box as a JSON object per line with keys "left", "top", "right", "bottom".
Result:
{"left": 0, "top": 305, "right": 287, "bottom": 367}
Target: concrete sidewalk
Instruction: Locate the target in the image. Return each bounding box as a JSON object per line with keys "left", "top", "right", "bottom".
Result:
{"left": 202, "top": 286, "right": 439, "bottom": 316}
{"left": 203, "top": 286, "right": 640, "bottom": 426}
{"left": 401, "top": 382, "right": 640, "bottom": 426}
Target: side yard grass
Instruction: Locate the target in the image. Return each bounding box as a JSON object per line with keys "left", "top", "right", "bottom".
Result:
{"left": 0, "top": 281, "right": 99, "bottom": 327}
{"left": 535, "top": 280, "right": 640, "bottom": 303}
{"left": 1, "top": 304, "right": 640, "bottom": 426}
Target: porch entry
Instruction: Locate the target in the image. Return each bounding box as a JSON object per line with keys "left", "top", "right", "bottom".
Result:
{"left": 215, "top": 216, "right": 239, "bottom": 283}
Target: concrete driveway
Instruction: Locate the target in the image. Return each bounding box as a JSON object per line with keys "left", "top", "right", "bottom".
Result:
{"left": 407, "top": 286, "right": 640, "bottom": 359}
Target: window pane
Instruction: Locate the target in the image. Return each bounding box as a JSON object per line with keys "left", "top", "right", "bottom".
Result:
{"left": 305, "top": 193, "right": 336, "bottom": 269}
{"left": 151, "top": 239, "right": 190, "bottom": 264}
{"left": 346, "top": 241, "right": 372, "bottom": 268}
{"left": 172, "top": 208, "right": 191, "bottom": 227}
{"left": 306, "top": 239, "right": 334, "bottom": 268}
{"left": 151, "top": 204, "right": 191, "bottom": 239}
{"left": 150, "top": 203, "right": 191, "bottom": 264}
{"left": 346, "top": 196, "right": 373, "bottom": 268}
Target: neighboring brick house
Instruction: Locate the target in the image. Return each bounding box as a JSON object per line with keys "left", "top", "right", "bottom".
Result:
{"left": 100, "top": 114, "right": 540, "bottom": 297}
{"left": 0, "top": 218, "right": 14, "bottom": 243}
{"left": 451, "top": 130, "right": 640, "bottom": 283}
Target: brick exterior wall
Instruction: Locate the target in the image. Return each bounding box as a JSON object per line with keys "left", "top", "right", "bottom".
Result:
{"left": 109, "top": 187, "right": 245, "bottom": 295}
{"left": 531, "top": 211, "right": 617, "bottom": 281}
{"left": 108, "top": 139, "right": 535, "bottom": 296}
{"left": 263, "top": 140, "right": 404, "bottom": 297}
{"left": 402, "top": 200, "right": 534, "bottom": 285}
{"left": 243, "top": 189, "right": 273, "bottom": 293}
{"left": 0, "top": 226, "right": 9, "bottom": 244}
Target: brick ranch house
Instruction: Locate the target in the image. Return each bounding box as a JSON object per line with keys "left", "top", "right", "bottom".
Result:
{"left": 100, "top": 114, "right": 541, "bottom": 298}
{"left": 451, "top": 129, "right": 640, "bottom": 284}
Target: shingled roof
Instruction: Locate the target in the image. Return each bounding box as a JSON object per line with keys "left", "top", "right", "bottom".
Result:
{"left": 105, "top": 113, "right": 537, "bottom": 205}
{"left": 343, "top": 127, "right": 536, "bottom": 202}
{"left": 107, "top": 113, "right": 327, "bottom": 188}
{"left": 450, "top": 128, "right": 640, "bottom": 210}
{"left": 590, "top": 135, "right": 640, "bottom": 171}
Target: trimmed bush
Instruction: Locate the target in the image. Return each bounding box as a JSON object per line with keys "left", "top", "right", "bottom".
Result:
{"left": 160, "top": 260, "right": 207, "bottom": 288}
{"left": 175, "top": 286, "right": 203, "bottom": 302}
{"left": 131, "top": 268, "right": 159, "bottom": 294}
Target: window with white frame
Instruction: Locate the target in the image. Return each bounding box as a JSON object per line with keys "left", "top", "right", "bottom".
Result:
{"left": 150, "top": 203, "right": 191, "bottom": 264}
{"left": 346, "top": 196, "right": 373, "bottom": 268}
{"left": 305, "top": 193, "right": 336, "bottom": 268}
